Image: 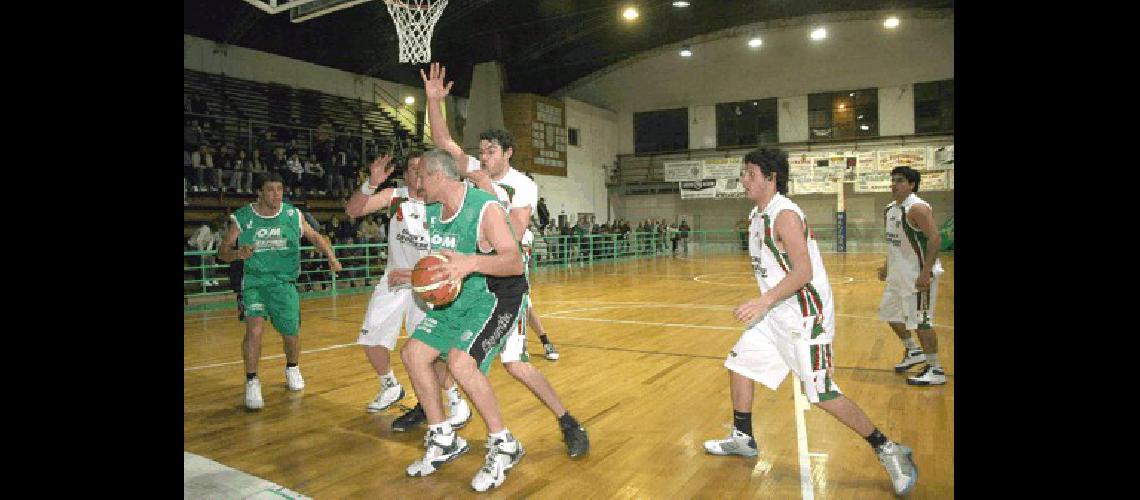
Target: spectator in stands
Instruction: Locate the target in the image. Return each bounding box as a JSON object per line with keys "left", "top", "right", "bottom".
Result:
{"left": 188, "top": 92, "right": 207, "bottom": 116}
{"left": 342, "top": 161, "right": 361, "bottom": 198}
{"left": 191, "top": 144, "right": 215, "bottom": 192}
{"left": 187, "top": 220, "right": 221, "bottom": 288}
{"left": 286, "top": 153, "right": 305, "bottom": 197}
{"left": 250, "top": 149, "right": 268, "bottom": 181}
{"left": 184, "top": 148, "right": 195, "bottom": 204}
{"left": 304, "top": 154, "right": 326, "bottom": 196}
{"left": 677, "top": 220, "right": 691, "bottom": 256}
{"left": 228, "top": 149, "right": 253, "bottom": 194}
{"left": 358, "top": 216, "right": 381, "bottom": 243}
{"left": 668, "top": 222, "right": 680, "bottom": 255}
{"left": 325, "top": 152, "right": 346, "bottom": 198}
{"left": 184, "top": 120, "right": 203, "bottom": 149}
{"left": 537, "top": 197, "right": 551, "bottom": 234}
{"left": 215, "top": 145, "right": 239, "bottom": 194}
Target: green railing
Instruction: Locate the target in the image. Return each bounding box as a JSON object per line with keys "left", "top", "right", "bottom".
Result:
{"left": 184, "top": 227, "right": 916, "bottom": 312}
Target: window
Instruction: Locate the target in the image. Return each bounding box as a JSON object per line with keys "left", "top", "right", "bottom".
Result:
{"left": 914, "top": 79, "right": 953, "bottom": 134}
{"left": 634, "top": 108, "right": 688, "bottom": 154}
{"left": 568, "top": 127, "right": 580, "bottom": 146}
{"left": 716, "top": 98, "right": 778, "bottom": 147}
{"left": 808, "top": 88, "right": 878, "bottom": 141}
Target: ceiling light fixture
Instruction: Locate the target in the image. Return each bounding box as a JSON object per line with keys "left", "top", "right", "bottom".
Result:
{"left": 672, "top": 1, "right": 690, "bottom": 7}
{"left": 404, "top": 96, "right": 415, "bottom": 105}
{"left": 623, "top": 6, "right": 639, "bottom": 21}
{"left": 680, "top": 46, "right": 692, "bottom": 57}
{"left": 884, "top": 17, "right": 900, "bottom": 29}
{"left": 748, "top": 37, "right": 762, "bottom": 48}
{"left": 811, "top": 27, "right": 827, "bottom": 40}
{"left": 860, "top": 124, "right": 870, "bottom": 131}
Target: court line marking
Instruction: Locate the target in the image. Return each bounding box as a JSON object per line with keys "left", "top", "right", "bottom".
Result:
{"left": 692, "top": 273, "right": 859, "bottom": 287}
{"left": 793, "top": 382, "right": 815, "bottom": 500}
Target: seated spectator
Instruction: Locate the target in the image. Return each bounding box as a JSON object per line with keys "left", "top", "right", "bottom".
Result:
{"left": 286, "top": 153, "right": 305, "bottom": 197}
{"left": 249, "top": 148, "right": 268, "bottom": 180}
{"left": 190, "top": 144, "right": 215, "bottom": 192}
{"left": 326, "top": 151, "right": 347, "bottom": 198}
{"left": 229, "top": 149, "right": 253, "bottom": 194}
{"left": 215, "top": 144, "right": 238, "bottom": 193}
{"left": 303, "top": 154, "right": 326, "bottom": 196}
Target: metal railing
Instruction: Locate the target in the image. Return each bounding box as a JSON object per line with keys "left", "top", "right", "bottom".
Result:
{"left": 184, "top": 228, "right": 913, "bottom": 312}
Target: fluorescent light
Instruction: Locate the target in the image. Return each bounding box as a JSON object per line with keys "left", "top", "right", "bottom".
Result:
{"left": 748, "top": 37, "right": 763, "bottom": 48}
{"left": 860, "top": 124, "right": 870, "bottom": 131}
{"left": 811, "top": 27, "right": 827, "bottom": 40}
{"left": 884, "top": 17, "right": 900, "bottom": 29}
{"left": 680, "top": 46, "right": 692, "bottom": 57}
{"left": 623, "top": 7, "right": 639, "bottom": 20}
{"left": 404, "top": 96, "right": 415, "bottom": 105}
{"left": 838, "top": 103, "right": 845, "bottom": 110}
{"left": 672, "top": 1, "right": 690, "bottom": 7}
{"left": 858, "top": 114, "right": 864, "bottom": 119}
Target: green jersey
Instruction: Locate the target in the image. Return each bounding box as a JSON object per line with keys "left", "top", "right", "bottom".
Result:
{"left": 231, "top": 202, "right": 302, "bottom": 288}
{"left": 425, "top": 185, "right": 524, "bottom": 305}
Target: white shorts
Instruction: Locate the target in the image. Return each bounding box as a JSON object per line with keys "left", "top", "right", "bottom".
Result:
{"left": 878, "top": 275, "right": 939, "bottom": 330}
{"left": 357, "top": 275, "right": 429, "bottom": 349}
{"left": 499, "top": 294, "right": 532, "bottom": 363}
{"left": 724, "top": 308, "right": 841, "bottom": 403}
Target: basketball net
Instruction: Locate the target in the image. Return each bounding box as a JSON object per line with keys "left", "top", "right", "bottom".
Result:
{"left": 384, "top": 0, "right": 448, "bottom": 64}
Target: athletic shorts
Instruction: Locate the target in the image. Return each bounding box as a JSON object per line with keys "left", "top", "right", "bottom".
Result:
{"left": 498, "top": 294, "right": 532, "bottom": 363}
{"left": 878, "top": 274, "right": 939, "bottom": 330}
{"left": 724, "top": 308, "right": 841, "bottom": 403}
{"left": 410, "top": 291, "right": 525, "bottom": 374}
{"left": 243, "top": 280, "right": 301, "bottom": 336}
{"left": 357, "top": 275, "right": 429, "bottom": 349}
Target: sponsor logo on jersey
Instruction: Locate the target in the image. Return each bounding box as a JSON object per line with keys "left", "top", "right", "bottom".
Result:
{"left": 255, "top": 227, "right": 283, "bottom": 238}
{"left": 430, "top": 233, "right": 458, "bottom": 249}
{"left": 287, "top": 209, "right": 294, "bottom": 216}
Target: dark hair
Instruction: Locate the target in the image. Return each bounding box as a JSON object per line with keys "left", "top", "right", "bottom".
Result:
{"left": 890, "top": 166, "right": 921, "bottom": 192}
{"left": 478, "top": 128, "right": 515, "bottom": 153}
{"left": 255, "top": 172, "right": 286, "bottom": 190}
{"left": 743, "top": 147, "right": 790, "bottom": 194}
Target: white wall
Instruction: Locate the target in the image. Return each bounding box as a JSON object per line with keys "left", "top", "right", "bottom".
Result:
{"left": 878, "top": 84, "right": 915, "bottom": 136}
{"left": 561, "top": 10, "right": 953, "bottom": 154}
{"left": 532, "top": 98, "right": 618, "bottom": 223}
{"left": 689, "top": 105, "right": 716, "bottom": 149}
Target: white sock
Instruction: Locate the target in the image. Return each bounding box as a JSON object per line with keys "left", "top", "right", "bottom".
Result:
{"left": 380, "top": 370, "right": 397, "bottom": 386}
{"left": 902, "top": 337, "right": 921, "bottom": 351}
{"left": 430, "top": 422, "right": 454, "bottom": 438}
{"left": 926, "top": 353, "right": 941, "bottom": 369}
{"left": 489, "top": 429, "right": 516, "bottom": 448}
{"left": 446, "top": 385, "right": 462, "bottom": 405}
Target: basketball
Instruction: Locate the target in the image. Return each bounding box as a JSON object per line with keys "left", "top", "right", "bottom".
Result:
{"left": 411, "top": 253, "right": 461, "bottom": 306}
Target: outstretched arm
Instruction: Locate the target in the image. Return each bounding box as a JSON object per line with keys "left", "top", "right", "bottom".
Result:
{"left": 421, "top": 62, "right": 466, "bottom": 167}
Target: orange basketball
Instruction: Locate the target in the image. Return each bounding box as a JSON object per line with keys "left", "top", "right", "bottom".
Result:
{"left": 411, "top": 254, "right": 462, "bottom": 307}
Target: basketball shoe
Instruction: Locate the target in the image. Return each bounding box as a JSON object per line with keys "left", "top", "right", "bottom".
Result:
{"left": 471, "top": 432, "right": 525, "bottom": 492}
{"left": 543, "top": 342, "right": 560, "bottom": 361}
{"left": 906, "top": 365, "right": 946, "bottom": 386}
{"left": 366, "top": 378, "right": 404, "bottom": 412}
{"left": 448, "top": 397, "right": 472, "bottom": 428}
{"left": 392, "top": 403, "right": 426, "bottom": 432}
{"left": 406, "top": 427, "right": 469, "bottom": 477}
{"left": 561, "top": 420, "right": 589, "bottom": 458}
{"left": 876, "top": 441, "right": 919, "bottom": 495}
{"left": 893, "top": 349, "right": 926, "bottom": 372}
{"left": 703, "top": 429, "right": 758, "bottom": 457}
{"left": 245, "top": 378, "right": 264, "bottom": 410}
{"left": 285, "top": 366, "right": 305, "bottom": 390}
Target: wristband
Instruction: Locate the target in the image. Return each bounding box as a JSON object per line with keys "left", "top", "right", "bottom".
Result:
{"left": 360, "top": 182, "right": 378, "bottom": 196}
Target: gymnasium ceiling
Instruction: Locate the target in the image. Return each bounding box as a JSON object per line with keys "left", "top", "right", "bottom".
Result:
{"left": 184, "top": 0, "right": 954, "bottom": 97}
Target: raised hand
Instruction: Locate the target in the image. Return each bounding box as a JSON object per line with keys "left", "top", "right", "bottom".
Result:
{"left": 369, "top": 154, "right": 395, "bottom": 186}
{"left": 420, "top": 62, "right": 455, "bottom": 101}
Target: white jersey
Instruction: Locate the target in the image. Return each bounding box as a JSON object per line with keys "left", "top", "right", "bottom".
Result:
{"left": 384, "top": 186, "right": 430, "bottom": 273}
{"left": 884, "top": 193, "right": 943, "bottom": 293}
{"left": 748, "top": 194, "right": 833, "bottom": 320}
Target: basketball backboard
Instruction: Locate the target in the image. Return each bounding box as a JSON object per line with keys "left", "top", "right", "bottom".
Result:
{"left": 238, "top": 0, "right": 375, "bottom": 23}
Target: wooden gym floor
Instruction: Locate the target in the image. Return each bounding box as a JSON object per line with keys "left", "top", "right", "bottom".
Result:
{"left": 184, "top": 252, "right": 954, "bottom": 499}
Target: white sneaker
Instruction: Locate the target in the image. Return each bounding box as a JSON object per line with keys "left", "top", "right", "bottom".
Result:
{"left": 894, "top": 349, "right": 926, "bottom": 372}
{"left": 448, "top": 398, "right": 472, "bottom": 429}
{"left": 245, "top": 378, "right": 264, "bottom": 410}
{"left": 906, "top": 365, "right": 946, "bottom": 386}
{"left": 704, "top": 429, "right": 758, "bottom": 457}
{"left": 285, "top": 366, "right": 305, "bottom": 390}
{"left": 406, "top": 429, "right": 469, "bottom": 477}
{"left": 876, "top": 441, "right": 918, "bottom": 495}
{"left": 471, "top": 433, "right": 525, "bottom": 492}
{"left": 366, "top": 380, "right": 404, "bottom": 412}
{"left": 543, "top": 343, "right": 560, "bottom": 361}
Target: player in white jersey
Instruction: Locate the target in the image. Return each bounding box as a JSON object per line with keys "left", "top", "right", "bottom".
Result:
{"left": 421, "top": 62, "right": 589, "bottom": 458}
{"left": 878, "top": 166, "right": 946, "bottom": 385}
{"left": 703, "top": 148, "right": 918, "bottom": 497}
{"left": 344, "top": 153, "right": 471, "bottom": 428}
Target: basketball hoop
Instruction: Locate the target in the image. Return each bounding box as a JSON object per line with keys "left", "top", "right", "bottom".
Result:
{"left": 384, "top": 0, "right": 448, "bottom": 64}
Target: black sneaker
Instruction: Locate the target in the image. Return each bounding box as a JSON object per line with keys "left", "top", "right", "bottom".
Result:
{"left": 392, "top": 403, "right": 426, "bottom": 432}
{"left": 561, "top": 422, "right": 590, "bottom": 458}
